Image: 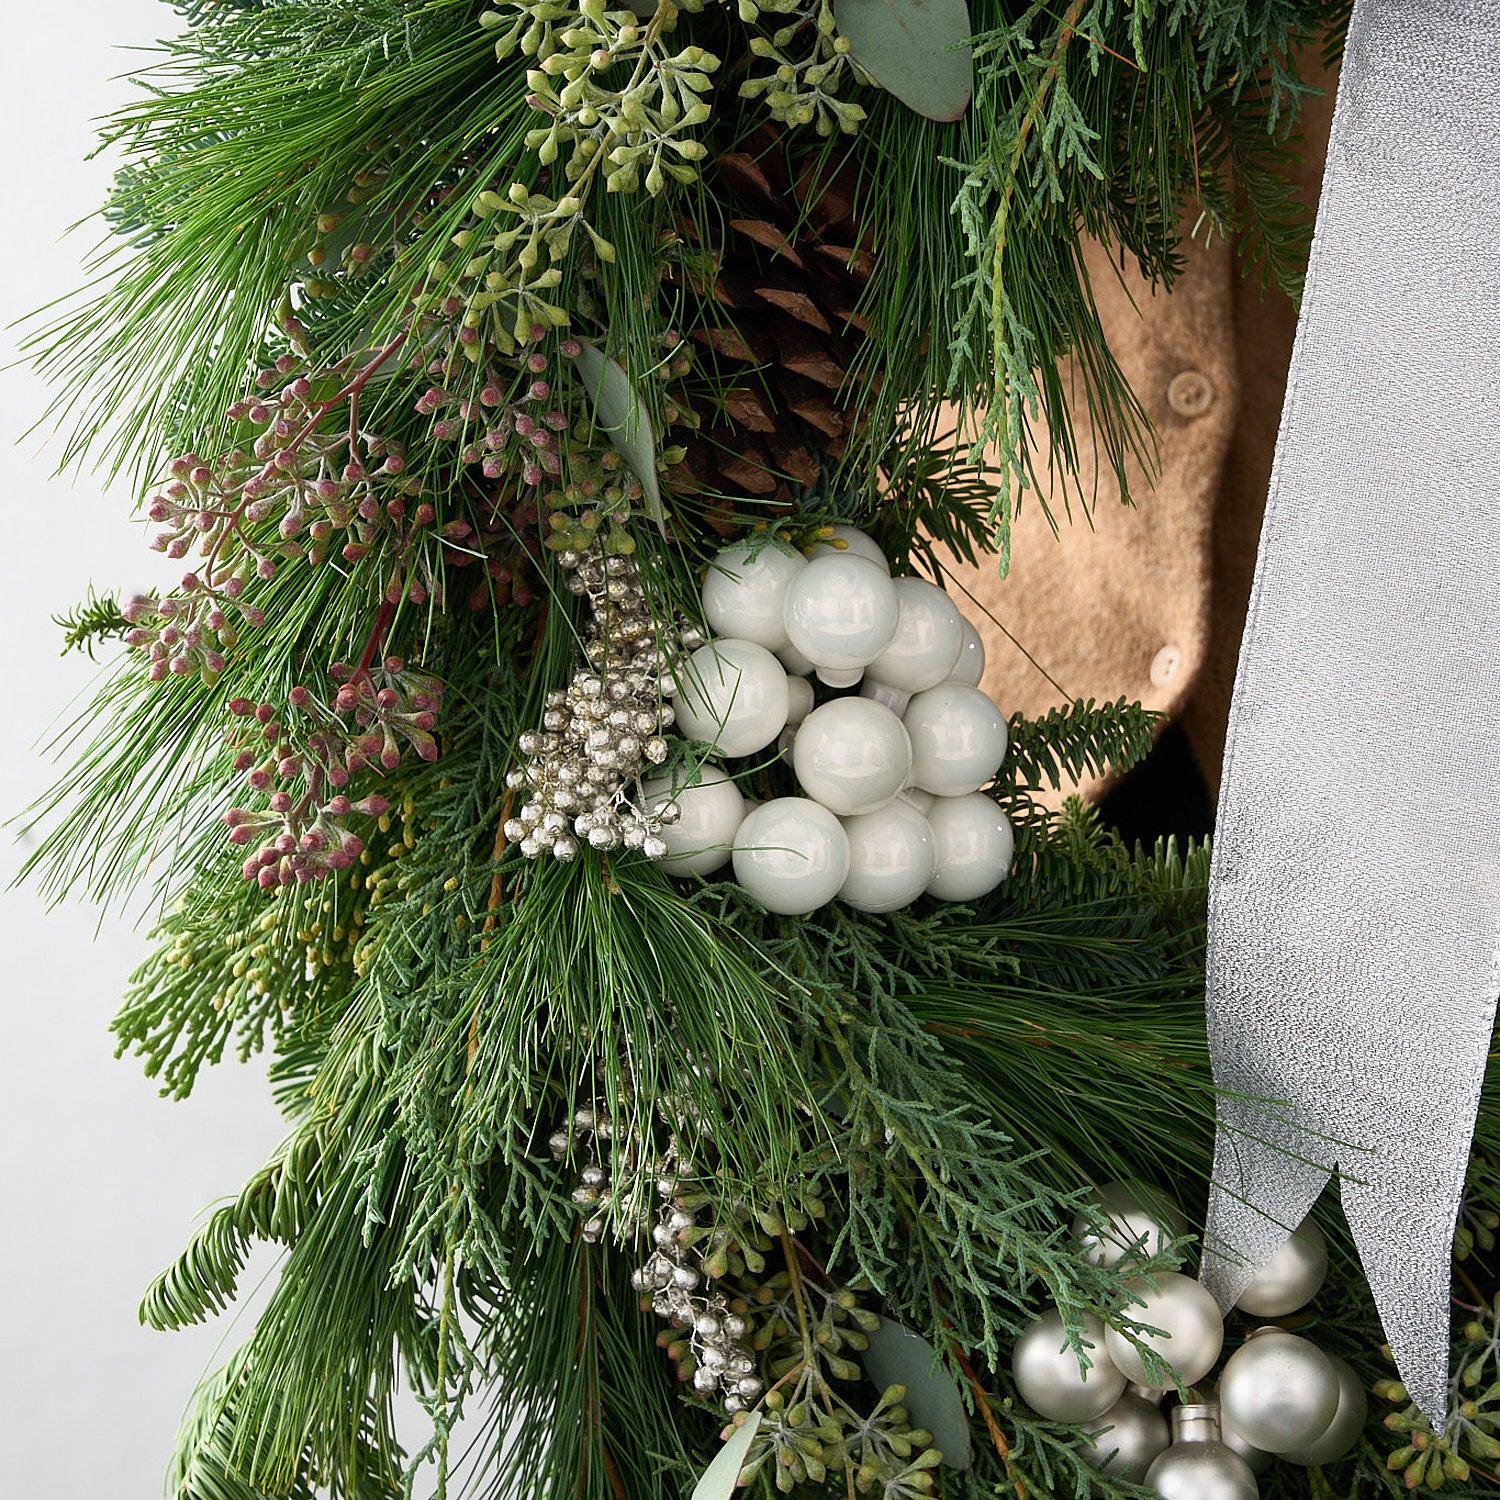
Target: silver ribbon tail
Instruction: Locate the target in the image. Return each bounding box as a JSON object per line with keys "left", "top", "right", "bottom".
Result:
{"left": 1201, "top": 0, "right": 1500, "bottom": 1426}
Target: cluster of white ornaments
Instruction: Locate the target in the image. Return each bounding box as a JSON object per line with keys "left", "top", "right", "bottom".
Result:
{"left": 645, "top": 528, "right": 1013, "bottom": 917}
{"left": 1010, "top": 1182, "right": 1365, "bottom": 1497}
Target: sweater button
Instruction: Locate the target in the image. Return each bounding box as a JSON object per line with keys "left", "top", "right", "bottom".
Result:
{"left": 1167, "top": 370, "right": 1215, "bottom": 418}
{"left": 1150, "top": 645, "right": 1183, "bottom": 687}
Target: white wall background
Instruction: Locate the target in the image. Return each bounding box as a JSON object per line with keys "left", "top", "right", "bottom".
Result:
{"left": 0, "top": 5, "right": 292, "bottom": 1492}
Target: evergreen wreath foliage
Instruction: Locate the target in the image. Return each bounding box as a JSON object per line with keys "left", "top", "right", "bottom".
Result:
{"left": 20, "top": 0, "right": 1499, "bottom": 1497}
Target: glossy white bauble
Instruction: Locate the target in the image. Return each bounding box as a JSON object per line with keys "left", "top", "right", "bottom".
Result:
{"left": 1282, "top": 1354, "right": 1368, "bottom": 1466}
{"left": 904, "top": 682, "right": 1009, "bottom": 795}
{"left": 1012, "top": 1311, "right": 1127, "bottom": 1423}
{"left": 1104, "top": 1273, "right": 1224, "bottom": 1387}
{"left": 838, "top": 800, "right": 935, "bottom": 913}
{"left": 640, "top": 765, "right": 746, "bottom": 876}
{"left": 777, "top": 641, "right": 817, "bottom": 677}
{"left": 701, "top": 541, "right": 807, "bottom": 651}
{"left": 1217, "top": 1327, "right": 1340, "bottom": 1454}
{"left": 898, "top": 786, "right": 936, "bottom": 816}
{"left": 783, "top": 674, "right": 816, "bottom": 728}
{"left": 924, "top": 793, "right": 1014, "bottom": 901}
{"left": 1080, "top": 1392, "right": 1171, "bottom": 1482}
{"left": 949, "top": 616, "right": 986, "bottom": 687}
{"left": 808, "top": 524, "right": 890, "bottom": 572}
{"left": 1072, "top": 1181, "right": 1186, "bottom": 1268}
{"left": 782, "top": 553, "right": 900, "bottom": 682}
{"left": 732, "top": 798, "right": 851, "bottom": 916}
{"left": 863, "top": 578, "right": 965, "bottom": 694}
{"left": 792, "top": 698, "right": 912, "bottom": 816}
{"left": 1234, "top": 1218, "right": 1328, "bottom": 1317}
{"left": 671, "top": 639, "right": 789, "bottom": 759}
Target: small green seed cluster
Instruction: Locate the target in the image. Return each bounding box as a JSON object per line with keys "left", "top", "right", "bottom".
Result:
{"left": 737, "top": 0, "right": 868, "bottom": 135}
{"left": 1379, "top": 1294, "right": 1500, "bottom": 1489}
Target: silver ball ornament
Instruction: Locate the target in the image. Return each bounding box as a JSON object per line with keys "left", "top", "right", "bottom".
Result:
{"left": 1012, "top": 1310, "right": 1127, "bottom": 1422}
{"left": 1104, "top": 1273, "right": 1224, "bottom": 1386}
{"left": 1078, "top": 1391, "right": 1170, "bottom": 1481}
{"left": 1073, "top": 1181, "right": 1185, "bottom": 1268}
{"left": 1281, "top": 1354, "right": 1368, "bottom": 1466}
{"left": 1218, "top": 1327, "right": 1340, "bottom": 1454}
{"left": 1145, "top": 1405, "right": 1259, "bottom": 1500}
{"left": 1216, "top": 1408, "right": 1273, "bottom": 1476}
{"left": 1233, "top": 1218, "right": 1328, "bottom": 1317}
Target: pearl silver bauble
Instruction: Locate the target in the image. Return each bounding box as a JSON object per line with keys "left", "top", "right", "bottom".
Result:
{"left": 1218, "top": 1326, "right": 1340, "bottom": 1454}
{"left": 792, "top": 697, "right": 912, "bottom": 816}
{"left": 640, "top": 765, "right": 746, "bottom": 876}
{"left": 1073, "top": 1181, "right": 1186, "bottom": 1268}
{"left": 1145, "top": 1404, "right": 1259, "bottom": 1500}
{"left": 731, "top": 797, "right": 850, "bottom": 915}
{"left": 671, "top": 639, "right": 789, "bottom": 758}
{"left": 1104, "top": 1273, "right": 1224, "bottom": 1386}
{"left": 838, "top": 799, "right": 935, "bottom": 913}
{"left": 1079, "top": 1391, "right": 1170, "bottom": 1481}
{"left": 863, "top": 577, "right": 965, "bottom": 695}
{"left": 782, "top": 553, "right": 900, "bottom": 687}
{"left": 1012, "top": 1310, "right": 1127, "bottom": 1423}
{"left": 1233, "top": 1218, "right": 1328, "bottom": 1317}
{"left": 903, "top": 682, "right": 1009, "bottom": 795}
{"left": 1281, "top": 1354, "right": 1368, "bottom": 1466}
{"left": 924, "top": 793, "right": 1014, "bottom": 900}
{"left": 701, "top": 540, "right": 807, "bottom": 651}
{"left": 1217, "top": 1407, "right": 1273, "bottom": 1475}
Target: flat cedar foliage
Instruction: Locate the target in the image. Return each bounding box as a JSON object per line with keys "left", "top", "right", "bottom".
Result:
{"left": 22, "top": 0, "right": 1500, "bottom": 1497}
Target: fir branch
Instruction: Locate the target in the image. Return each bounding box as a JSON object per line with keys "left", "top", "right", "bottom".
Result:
{"left": 53, "top": 586, "right": 131, "bottom": 659}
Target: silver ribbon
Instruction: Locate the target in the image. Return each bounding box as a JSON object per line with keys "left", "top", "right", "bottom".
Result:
{"left": 1201, "top": 0, "right": 1500, "bottom": 1426}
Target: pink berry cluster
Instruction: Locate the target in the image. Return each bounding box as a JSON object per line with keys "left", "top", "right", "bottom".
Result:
{"left": 221, "top": 655, "right": 442, "bottom": 887}
{"left": 413, "top": 315, "right": 581, "bottom": 488}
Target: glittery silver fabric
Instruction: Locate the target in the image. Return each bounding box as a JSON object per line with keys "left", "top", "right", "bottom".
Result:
{"left": 1200, "top": 0, "right": 1500, "bottom": 1427}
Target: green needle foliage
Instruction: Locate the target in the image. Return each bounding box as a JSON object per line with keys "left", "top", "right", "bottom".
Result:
{"left": 22, "top": 0, "right": 1500, "bottom": 1497}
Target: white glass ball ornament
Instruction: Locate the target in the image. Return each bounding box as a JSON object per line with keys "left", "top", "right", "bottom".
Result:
{"left": 1104, "top": 1272, "right": 1225, "bottom": 1387}
{"left": 1011, "top": 1311, "right": 1127, "bottom": 1423}
{"left": 671, "top": 639, "right": 789, "bottom": 759}
{"left": 949, "top": 615, "right": 986, "bottom": 687}
{"left": 924, "top": 792, "right": 1015, "bottom": 901}
{"left": 1145, "top": 1404, "right": 1259, "bottom": 1500}
{"left": 782, "top": 553, "right": 900, "bottom": 688}
{"left": 777, "top": 641, "right": 817, "bottom": 677}
{"left": 1233, "top": 1217, "right": 1328, "bottom": 1316}
{"left": 640, "top": 766, "right": 747, "bottom": 876}
{"left": 783, "top": 673, "right": 816, "bottom": 728}
{"left": 807, "top": 524, "right": 889, "bottom": 572}
{"left": 792, "top": 697, "right": 912, "bottom": 816}
{"left": 1217, "top": 1326, "right": 1341, "bottom": 1454}
{"left": 838, "top": 799, "right": 935, "bottom": 913}
{"left": 1073, "top": 1181, "right": 1186, "bottom": 1268}
{"left": 731, "top": 798, "right": 851, "bottom": 916}
{"left": 1281, "top": 1353, "right": 1368, "bottom": 1466}
{"left": 701, "top": 540, "right": 808, "bottom": 651}
{"left": 898, "top": 786, "right": 936, "bottom": 816}
{"left": 904, "top": 682, "right": 1009, "bottom": 795}
{"left": 862, "top": 578, "right": 965, "bottom": 699}
{"left": 1079, "top": 1392, "right": 1171, "bottom": 1482}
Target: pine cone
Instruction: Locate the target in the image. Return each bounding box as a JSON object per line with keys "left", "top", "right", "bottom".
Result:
{"left": 663, "top": 128, "right": 874, "bottom": 508}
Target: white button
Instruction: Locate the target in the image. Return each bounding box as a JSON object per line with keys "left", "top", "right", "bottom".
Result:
{"left": 1166, "top": 370, "right": 1215, "bottom": 418}
{"left": 1150, "top": 645, "right": 1182, "bottom": 687}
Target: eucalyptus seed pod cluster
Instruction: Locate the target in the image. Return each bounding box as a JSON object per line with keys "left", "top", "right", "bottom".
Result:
{"left": 505, "top": 537, "right": 678, "bottom": 858}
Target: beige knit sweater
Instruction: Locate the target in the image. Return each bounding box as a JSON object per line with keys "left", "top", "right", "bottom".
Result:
{"left": 936, "top": 65, "right": 1337, "bottom": 801}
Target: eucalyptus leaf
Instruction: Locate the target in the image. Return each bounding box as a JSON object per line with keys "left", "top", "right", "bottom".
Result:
{"left": 573, "top": 340, "right": 667, "bottom": 537}
{"left": 690, "top": 1410, "right": 763, "bottom": 1500}
{"left": 832, "top": 0, "right": 973, "bottom": 122}
{"left": 861, "top": 1318, "right": 973, "bottom": 1469}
